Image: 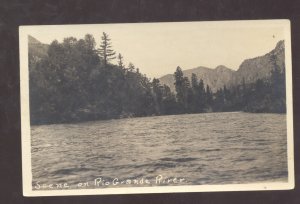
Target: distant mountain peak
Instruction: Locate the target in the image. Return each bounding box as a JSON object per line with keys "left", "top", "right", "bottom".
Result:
{"left": 28, "top": 35, "right": 42, "bottom": 44}
{"left": 186, "top": 66, "right": 211, "bottom": 72}
{"left": 275, "top": 40, "right": 284, "bottom": 50}
{"left": 273, "top": 40, "right": 284, "bottom": 55}
{"left": 28, "top": 35, "right": 49, "bottom": 63}
{"left": 215, "top": 65, "right": 233, "bottom": 72}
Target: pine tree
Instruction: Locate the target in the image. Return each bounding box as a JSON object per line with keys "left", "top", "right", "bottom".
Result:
{"left": 214, "top": 88, "right": 225, "bottom": 111}
{"left": 198, "top": 79, "right": 205, "bottom": 112}
{"left": 205, "top": 84, "right": 213, "bottom": 110}
{"left": 152, "top": 78, "right": 163, "bottom": 114}
{"left": 117, "top": 53, "right": 124, "bottom": 69}
{"left": 191, "top": 73, "right": 201, "bottom": 112}
{"left": 128, "top": 62, "right": 135, "bottom": 72}
{"left": 191, "top": 73, "right": 198, "bottom": 89}
{"left": 97, "top": 32, "right": 116, "bottom": 67}
{"left": 174, "top": 66, "right": 185, "bottom": 111}
{"left": 161, "top": 85, "right": 178, "bottom": 114}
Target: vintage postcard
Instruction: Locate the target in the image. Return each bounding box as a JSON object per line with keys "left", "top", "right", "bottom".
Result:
{"left": 20, "top": 20, "right": 294, "bottom": 196}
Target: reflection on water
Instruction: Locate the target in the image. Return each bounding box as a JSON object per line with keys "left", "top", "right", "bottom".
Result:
{"left": 31, "top": 112, "right": 288, "bottom": 189}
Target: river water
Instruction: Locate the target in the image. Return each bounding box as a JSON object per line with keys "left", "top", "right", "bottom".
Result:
{"left": 31, "top": 112, "right": 288, "bottom": 190}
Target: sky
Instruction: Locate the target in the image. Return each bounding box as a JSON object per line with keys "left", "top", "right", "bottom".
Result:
{"left": 25, "top": 20, "right": 289, "bottom": 78}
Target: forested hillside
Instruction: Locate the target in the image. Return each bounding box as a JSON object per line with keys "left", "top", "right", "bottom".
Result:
{"left": 28, "top": 34, "right": 286, "bottom": 125}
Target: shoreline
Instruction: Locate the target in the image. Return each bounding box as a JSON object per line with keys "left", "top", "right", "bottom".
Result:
{"left": 30, "top": 111, "right": 287, "bottom": 127}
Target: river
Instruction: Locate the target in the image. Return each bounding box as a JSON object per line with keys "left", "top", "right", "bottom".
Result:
{"left": 31, "top": 112, "right": 287, "bottom": 189}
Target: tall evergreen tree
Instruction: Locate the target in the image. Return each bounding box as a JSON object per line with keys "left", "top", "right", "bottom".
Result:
{"left": 117, "top": 53, "right": 124, "bottom": 69}
{"left": 214, "top": 88, "right": 225, "bottom": 111}
{"left": 97, "top": 32, "right": 116, "bottom": 67}
{"left": 198, "top": 79, "right": 206, "bottom": 112}
{"left": 182, "top": 77, "right": 192, "bottom": 112}
{"left": 128, "top": 62, "right": 136, "bottom": 72}
{"left": 205, "top": 84, "right": 213, "bottom": 111}
{"left": 191, "top": 73, "right": 198, "bottom": 89}
{"left": 174, "top": 66, "right": 185, "bottom": 107}
{"left": 152, "top": 78, "right": 163, "bottom": 114}
{"left": 161, "top": 84, "right": 178, "bottom": 114}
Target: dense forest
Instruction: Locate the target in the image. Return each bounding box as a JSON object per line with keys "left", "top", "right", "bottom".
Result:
{"left": 29, "top": 33, "right": 286, "bottom": 125}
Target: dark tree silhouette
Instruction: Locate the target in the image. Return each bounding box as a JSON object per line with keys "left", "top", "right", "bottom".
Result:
{"left": 128, "top": 62, "right": 135, "bottom": 72}
{"left": 97, "top": 32, "right": 116, "bottom": 67}
{"left": 29, "top": 34, "right": 286, "bottom": 125}
{"left": 117, "top": 53, "right": 124, "bottom": 69}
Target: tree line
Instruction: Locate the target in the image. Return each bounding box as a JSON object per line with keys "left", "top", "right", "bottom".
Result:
{"left": 172, "top": 61, "right": 285, "bottom": 114}
{"left": 29, "top": 33, "right": 286, "bottom": 125}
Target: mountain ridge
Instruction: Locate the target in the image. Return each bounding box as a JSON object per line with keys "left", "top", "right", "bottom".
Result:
{"left": 159, "top": 65, "right": 235, "bottom": 93}
{"left": 159, "top": 40, "right": 285, "bottom": 93}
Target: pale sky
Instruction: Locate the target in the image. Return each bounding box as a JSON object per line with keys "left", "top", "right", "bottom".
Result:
{"left": 25, "top": 20, "right": 289, "bottom": 78}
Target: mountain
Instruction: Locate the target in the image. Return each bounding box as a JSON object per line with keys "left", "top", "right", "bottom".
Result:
{"left": 230, "top": 40, "right": 285, "bottom": 85}
{"left": 159, "top": 40, "right": 285, "bottom": 93}
{"left": 28, "top": 35, "right": 49, "bottom": 69}
{"left": 28, "top": 35, "right": 42, "bottom": 44}
{"left": 159, "top": 65, "right": 235, "bottom": 93}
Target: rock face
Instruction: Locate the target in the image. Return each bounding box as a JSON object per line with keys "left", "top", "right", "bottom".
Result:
{"left": 230, "top": 40, "right": 285, "bottom": 86}
{"left": 159, "top": 40, "right": 285, "bottom": 93}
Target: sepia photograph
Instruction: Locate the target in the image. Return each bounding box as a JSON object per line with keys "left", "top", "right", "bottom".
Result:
{"left": 20, "top": 20, "right": 294, "bottom": 196}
